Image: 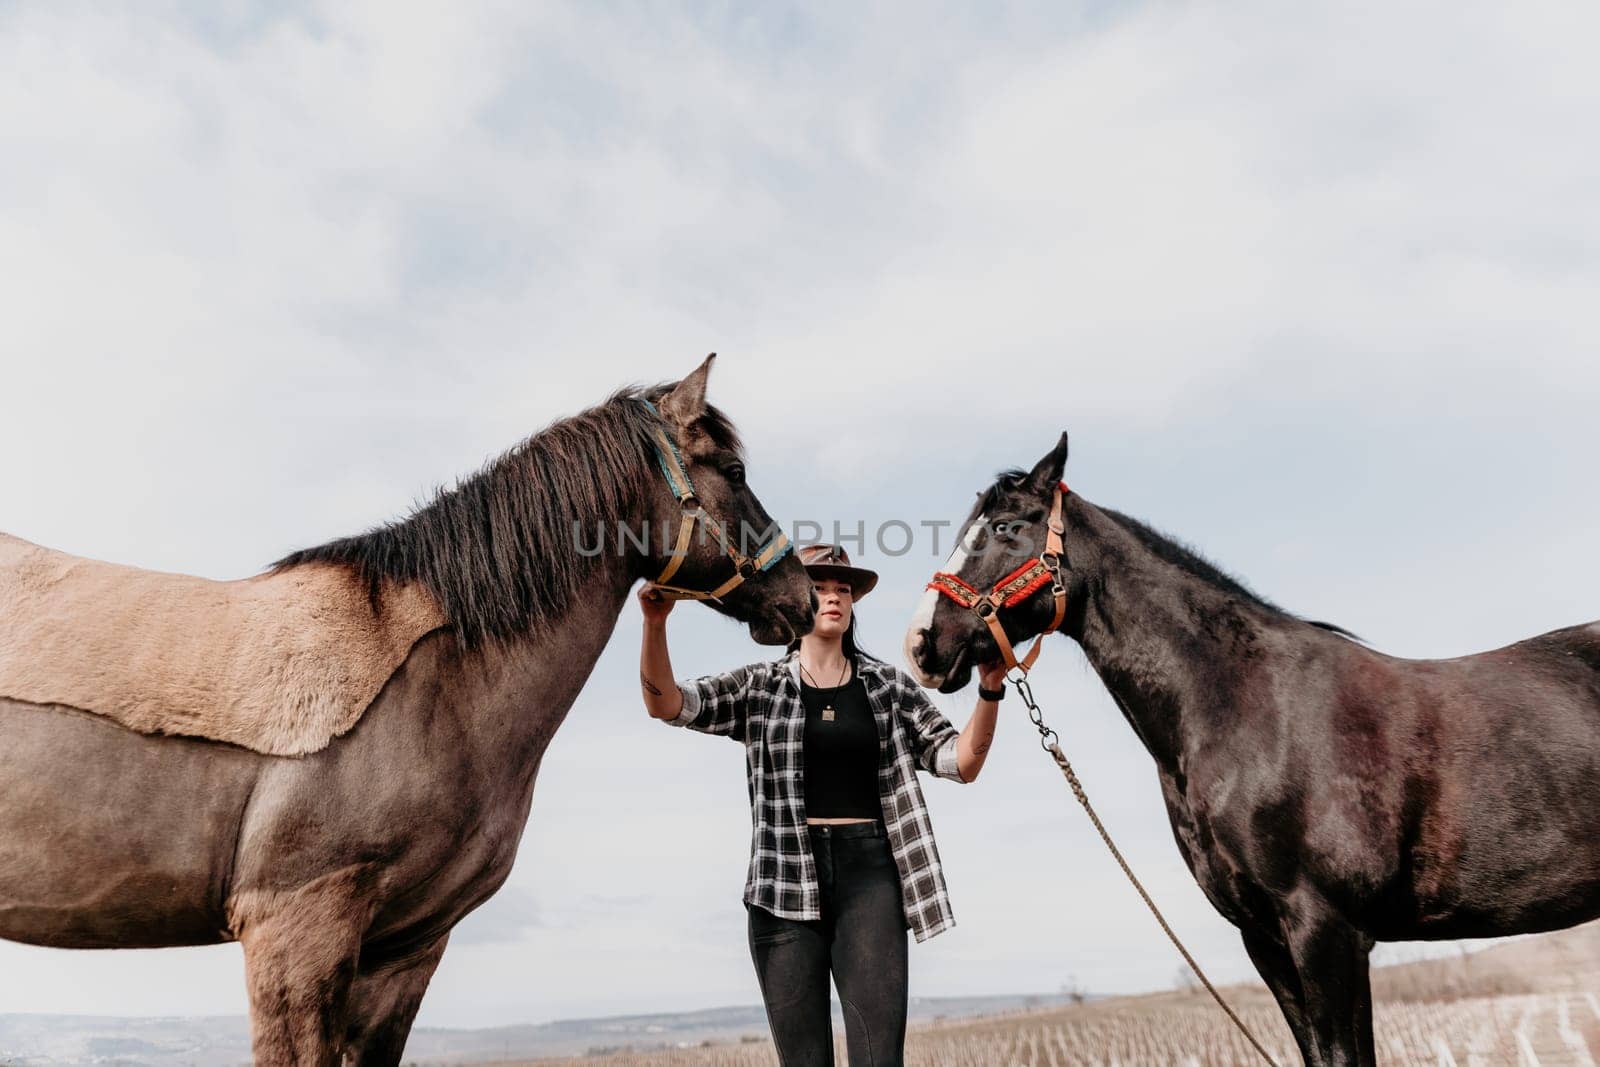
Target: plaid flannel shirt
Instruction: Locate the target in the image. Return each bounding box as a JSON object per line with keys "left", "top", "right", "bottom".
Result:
{"left": 664, "top": 649, "right": 965, "bottom": 943}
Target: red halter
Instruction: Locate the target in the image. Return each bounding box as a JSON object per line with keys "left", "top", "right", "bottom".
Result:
{"left": 926, "top": 483, "right": 1069, "bottom": 676}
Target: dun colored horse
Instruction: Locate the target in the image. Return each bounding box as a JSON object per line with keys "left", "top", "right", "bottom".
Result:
{"left": 905, "top": 433, "right": 1600, "bottom": 1067}
{"left": 0, "top": 356, "right": 815, "bottom": 1065}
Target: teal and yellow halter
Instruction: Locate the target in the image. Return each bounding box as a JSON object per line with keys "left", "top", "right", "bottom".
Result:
{"left": 640, "top": 399, "right": 792, "bottom": 602}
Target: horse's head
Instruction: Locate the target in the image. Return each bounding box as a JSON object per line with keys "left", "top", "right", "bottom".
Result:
{"left": 640, "top": 355, "right": 816, "bottom": 646}
{"left": 904, "top": 432, "right": 1074, "bottom": 692}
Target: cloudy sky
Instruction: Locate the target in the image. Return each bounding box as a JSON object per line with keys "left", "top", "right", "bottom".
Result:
{"left": 2, "top": 0, "right": 1597, "bottom": 1031}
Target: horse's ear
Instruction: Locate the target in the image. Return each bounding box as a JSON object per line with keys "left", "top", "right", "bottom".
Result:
{"left": 659, "top": 353, "right": 716, "bottom": 427}
{"left": 1026, "top": 431, "right": 1069, "bottom": 493}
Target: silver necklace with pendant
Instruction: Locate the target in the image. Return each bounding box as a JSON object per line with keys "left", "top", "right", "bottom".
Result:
{"left": 800, "top": 658, "right": 850, "bottom": 722}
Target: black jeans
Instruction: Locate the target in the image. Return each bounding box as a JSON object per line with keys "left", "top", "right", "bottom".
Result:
{"left": 746, "top": 820, "right": 908, "bottom": 1067}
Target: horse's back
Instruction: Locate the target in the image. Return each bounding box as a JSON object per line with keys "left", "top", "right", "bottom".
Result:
{"left": 0, "top": 531, "right": 444, "bottom": 755}
{"left": 0, "top": 696, "right": 260, "bottom": 949}
{"left": 1525, "top": 620, "right": 1600, "bottom": 676}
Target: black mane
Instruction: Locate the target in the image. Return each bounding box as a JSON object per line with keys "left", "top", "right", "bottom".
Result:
{"left": 965, "top": 468, "right": 1029, "bottom": 527}
{"left": 271, "top": 383, "right": 743, "bottom": 649}
{"left": 977, "top": 469, "right": 1356, "bottom": 639}
{"left": 1102, "top": 509, "right": 1279, "bottom": 610}
{"left": 1106, "top": 508, "right": 1358, "bottom": 639}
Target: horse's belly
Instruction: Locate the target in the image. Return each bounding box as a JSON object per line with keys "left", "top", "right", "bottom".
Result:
{"left": 1380, "top": 767, "right": 1600, "bottom": 939}
{"left": 1392, "top": 854, "right": 1600, "bottom": 940}
{"left": 0, "top": 699, "right": 259, "bottom": 948}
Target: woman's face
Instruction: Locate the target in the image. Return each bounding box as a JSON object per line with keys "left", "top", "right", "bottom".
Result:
{"left": 810, "top": 577, "right": 854, "bottom": 640}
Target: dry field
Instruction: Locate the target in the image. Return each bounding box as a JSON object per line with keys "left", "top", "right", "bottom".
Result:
{"left": 496, "top": 922, "right": 1600, "bottom": 1066}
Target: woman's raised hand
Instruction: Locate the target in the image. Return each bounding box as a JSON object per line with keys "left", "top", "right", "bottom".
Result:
{"left": 637, "top": 583, "right": 676, "bottom": 625}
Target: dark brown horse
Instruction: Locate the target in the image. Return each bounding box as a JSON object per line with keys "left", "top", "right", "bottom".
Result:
{"left": 0, "top": 356, "right": 816, "bottom": 1065}
{"left": 904, "top": 432, "right": 1600, "bottom": 1067}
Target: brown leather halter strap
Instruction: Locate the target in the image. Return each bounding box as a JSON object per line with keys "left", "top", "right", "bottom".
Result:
{"left": 641, "top": 400, "right": 792, "bottom": 603}
{"left": 926, "top": 483, "right": 1068, "bottom": 675}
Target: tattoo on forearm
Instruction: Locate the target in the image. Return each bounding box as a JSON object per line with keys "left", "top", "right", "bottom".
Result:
{"left": 973, "top": 738, "right": 992, "bottom": 757}
{"left": 640, "top": 672, "right": 662, "bottom": 697}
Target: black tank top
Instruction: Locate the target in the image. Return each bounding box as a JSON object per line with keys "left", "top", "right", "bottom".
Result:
{"left": 800, "top": 673, "right": 881, "bottom": 820}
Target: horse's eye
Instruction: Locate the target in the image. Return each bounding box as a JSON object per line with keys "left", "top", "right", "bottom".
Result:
{"left": 724, "top": 464, "right": 746, "bottom": 486}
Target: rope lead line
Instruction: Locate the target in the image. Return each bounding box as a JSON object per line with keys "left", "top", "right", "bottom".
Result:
{"left": 1011, "top": 676, "right": 1282, "bottom": 1067}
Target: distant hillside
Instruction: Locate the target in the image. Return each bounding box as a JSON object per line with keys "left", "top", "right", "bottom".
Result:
{"left": 0, "top": 992, "right": 1083, "bottom": 1065}
{"left": 1371, "top": 920, "right": 1600, "bottom": 1002}
{"left": 6, "top": 923, "right": 1598, "bottom": 1065}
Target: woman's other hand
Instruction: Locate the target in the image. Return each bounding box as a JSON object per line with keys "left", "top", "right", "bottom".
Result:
{"left": 978, "top": 660, "right": 1007, "bottom": 692}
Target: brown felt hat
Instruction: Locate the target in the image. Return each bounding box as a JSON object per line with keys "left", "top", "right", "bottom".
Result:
{"left": 797, "top": 543, "right": 878, "bottom": 601}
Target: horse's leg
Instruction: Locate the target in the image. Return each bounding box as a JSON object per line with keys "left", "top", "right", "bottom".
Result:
{"left": 340, "top": 935, "right": 450, "bottom": 1066}
{"left": 1282, "top": 894, "right": 1376, "bottom": 1067}
{"left": 231, "top": 866, "right": 378, "bottom": 1067}
{"left": 1353, "top": 963, "right": 1376, "bottom": 1067}
{"left": 1240, "top": 926, "right": 1314, "bottom": 1063}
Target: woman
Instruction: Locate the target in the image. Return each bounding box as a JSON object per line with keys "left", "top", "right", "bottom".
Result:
{"left": 638, "top": 543, "right": 1006, "bottom": 1066}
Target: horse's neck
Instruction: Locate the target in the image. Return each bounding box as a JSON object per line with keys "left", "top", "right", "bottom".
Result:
{"left": 1067, "top": 496, "right": 1267, "bottom": 774}
{"left": 433, "top": 539, "right": 640, "bottom": 791}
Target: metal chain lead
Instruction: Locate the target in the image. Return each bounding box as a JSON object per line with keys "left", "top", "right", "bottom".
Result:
{"left": 1009, "top": 673, "right": 1282, "bottom": 1067}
